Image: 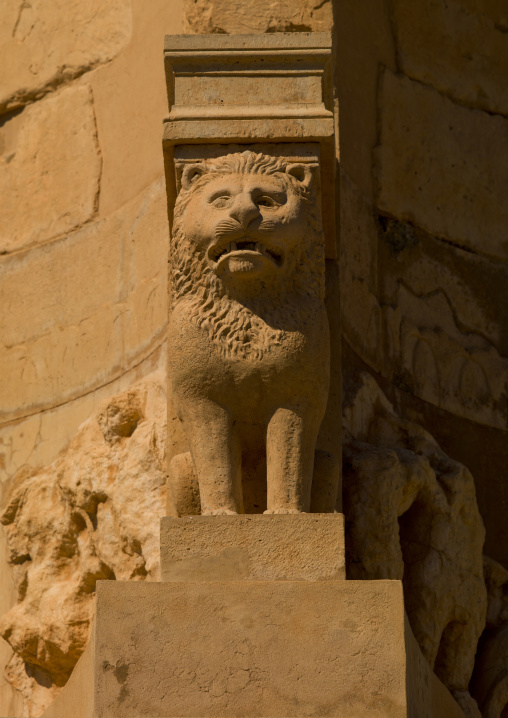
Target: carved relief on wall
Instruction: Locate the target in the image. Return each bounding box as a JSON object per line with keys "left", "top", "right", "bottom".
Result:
{"left": 166, "top": 150, "right": 339, "bottom": 517}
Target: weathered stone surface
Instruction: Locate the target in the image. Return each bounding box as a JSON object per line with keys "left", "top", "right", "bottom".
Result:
{"left": 0, "top": 373, "right": 167, "bottom": 716}
{"left": 375, "top": 69, "right": 508, "bottom": 262}
{"left": 90, "top": 0, "right": 184, "bottom": 216}
{"left": 0, "top": 0, "right": 131, "bottom": 114}
{"left": 341, "top": 173, "right": 508, "bottom": 430}
{"left": 470, "top": 558, "right": 508, "bottom": 717}
{"left": 0, "top": 85, "right": 101, "bottom": 254}
{"left": 0, "top": 344, "right": 165, "bottom": 490}
{"left": 391, "top": 0, "right": 508, "bottom": 118}
{"left": 342, "top": 372, "right": 486, "bottom": 717}
{"left": 0, "top": 1, "right": 183, "bottom": 715}
{"left": 184, "top": 0, "right": 332, "bottom": 34}
{"left": 160, "top": 514, "right": 345, "bottom": 581}
{"left": 43, "top": 579, "right": 467, "bottom": 718}
{"left": 0, "top": 178, "right": 167, "bottom": 423}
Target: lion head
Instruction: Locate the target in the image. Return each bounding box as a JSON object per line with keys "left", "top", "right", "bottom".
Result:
{"left": 170, "top": 151, "right": 325, "bottom": 359}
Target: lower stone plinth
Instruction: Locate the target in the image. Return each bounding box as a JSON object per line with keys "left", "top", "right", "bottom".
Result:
{"left": 42, "top": 579, "right": 465, "bottom": 718}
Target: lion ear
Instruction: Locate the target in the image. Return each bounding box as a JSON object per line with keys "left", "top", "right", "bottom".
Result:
{"left": 181, "top": 163, "right": 206, "bottom": 190}
{"left": 286, "top": 163, "right": 313, "bottom": 191}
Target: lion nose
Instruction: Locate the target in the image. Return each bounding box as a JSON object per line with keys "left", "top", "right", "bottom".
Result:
{"left": 229, "top": 194, "right": 260, "bottom": 229}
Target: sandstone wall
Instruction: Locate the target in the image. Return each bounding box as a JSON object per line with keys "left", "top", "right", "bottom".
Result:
{"left": 0, "top": 1, "right": 183, "bottom": 713}
{"left": 335, "top": 0, "right": 508, "bottom": 568}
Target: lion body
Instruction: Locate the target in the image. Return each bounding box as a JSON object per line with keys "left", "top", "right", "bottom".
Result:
{"left": 167, "top": 151, "right": 332, "bottom": 515}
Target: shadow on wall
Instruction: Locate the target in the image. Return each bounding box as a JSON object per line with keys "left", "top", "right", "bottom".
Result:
{"left": 342, "top": 371, "right": 487, "bottom": 717}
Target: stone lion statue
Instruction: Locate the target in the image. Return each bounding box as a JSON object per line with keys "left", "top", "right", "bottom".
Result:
{"left": 167, "top": 150, "right": 338, "bottom": 515}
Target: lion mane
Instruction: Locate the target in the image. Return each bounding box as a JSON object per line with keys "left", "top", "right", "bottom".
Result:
{"left": 170, "top": 151, "right": 325, "bottom": 360}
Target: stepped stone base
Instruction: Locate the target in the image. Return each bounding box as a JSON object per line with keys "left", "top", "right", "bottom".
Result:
{"left": 42, "top": 515, "right": 465, "bottom": 718}
{"left": 43, "top": 579, "right": 464, "bottom": 718}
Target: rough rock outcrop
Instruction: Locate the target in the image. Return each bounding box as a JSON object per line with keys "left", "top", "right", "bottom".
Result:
{"left": 0, "top": 373, "right": 166, "bottom": 716}
{"left": 343, "top": 372, "right": 487, "bottom": 717}
{"left": 184, "top": 0, "right": 332, "bottom": 34}
{"left": 470, "top": 558, "right": 508, "bottom": 717}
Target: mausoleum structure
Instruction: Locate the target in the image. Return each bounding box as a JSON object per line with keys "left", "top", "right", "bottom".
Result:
{"left": 1, "top": 4, "right": 507, "bottom": 718}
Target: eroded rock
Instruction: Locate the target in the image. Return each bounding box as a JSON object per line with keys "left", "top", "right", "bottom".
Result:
{"left": 343, "top": 372, "right": 487, "bottom": 717}
{"left": 470, "top": 558, "right": 508, "bottom": 717}
{"left": 184, "top": 0, "right": 332, "bottom": 34}
{"left": 0, "top": 373, "right": 166, "bottom": 716}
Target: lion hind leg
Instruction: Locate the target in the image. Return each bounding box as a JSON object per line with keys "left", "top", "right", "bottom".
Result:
{"left": 167, "top": 452, "right": 201, "bottom": 517}
{"left": 265, "top": 407, "right": 319, "bottom": 514}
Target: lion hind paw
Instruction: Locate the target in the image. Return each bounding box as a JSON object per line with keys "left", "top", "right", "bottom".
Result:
{"left": 263, "top": 508, "right": 304, "bottom": 515}
{"left": 202, "top": 508, "right": 239, "bottom": 516}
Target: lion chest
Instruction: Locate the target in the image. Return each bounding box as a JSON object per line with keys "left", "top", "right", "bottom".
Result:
{"left": 168, "top": 307, "right": 329, "bottom": 417}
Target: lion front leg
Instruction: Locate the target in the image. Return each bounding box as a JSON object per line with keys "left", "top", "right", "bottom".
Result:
{"left": 179, "top": 399, "right": 244, "bottom": 515}
{"left": 265, "top": 406, "right": 320, "bottom": 514}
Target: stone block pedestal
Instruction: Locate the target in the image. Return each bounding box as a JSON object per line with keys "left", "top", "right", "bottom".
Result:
{"left": 160, "top": 514, "right": 346, "bottom": 581}
{"left": 43, "top": 515, "right": 465, "bottom": 718}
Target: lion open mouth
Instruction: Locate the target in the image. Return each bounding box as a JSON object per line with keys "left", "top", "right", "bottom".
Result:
{"left": 210, "top": 239, "right": 283, "bottom": 267}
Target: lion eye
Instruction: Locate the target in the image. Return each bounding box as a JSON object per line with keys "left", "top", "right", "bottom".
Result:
{"left": 257, "top": 196, "right": 278, "bottom": 208}
{"left": 211, "top": 195, "right": 231, "bottom": 208}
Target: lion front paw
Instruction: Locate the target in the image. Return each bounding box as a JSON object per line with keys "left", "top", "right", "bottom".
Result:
{"left": 202, "top": 508, "right": 239, "bottom": 516}
{"left": 263, "top": 508, "right": 304, "bottom": 515}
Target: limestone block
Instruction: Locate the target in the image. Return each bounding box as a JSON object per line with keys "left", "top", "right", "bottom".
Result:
{"left": 160, "top": 514, "right": 345, "bottom": 581}
{"left": 0, "top": 372, "right": 167, "bottom": 715}
{"left": 184, "top": 0, "right": 333, "bottom": 34}
{"left": 1, "top": 345, "right": 166, "bottom": 491}
{"left": 375, "top": 69, "right": 508, "bottom": 262}
{"left": 0, "top": 0, "right": 131, "bottom": 114}
{"left": 334, "top": 0, "right": 396, "bottom": 199}
{"left": 89, "top": 0, "right": 184, "bottom": 216}
{"left": 42, "top": 579, "right": 466, "bottom": 718}
{"left": 0, "top": 178, "right": 167, "bottom": 423}
{"left": 391, "top": 0, "right": 508, "bottom": 118}
{"left": 0, "top": 85, "right": 101, "bottom": 254}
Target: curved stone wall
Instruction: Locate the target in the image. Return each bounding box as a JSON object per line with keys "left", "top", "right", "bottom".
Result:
{"left": 0, "top": 1, "right": 183, "bottom": 713}
{"left": 0, "top": 0, "right": 184, "bottom": 484}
